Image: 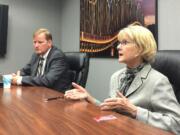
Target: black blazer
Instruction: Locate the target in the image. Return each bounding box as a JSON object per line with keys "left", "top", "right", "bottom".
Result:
{"left": 20, "top": 46, "right": 71, "bottom": 93}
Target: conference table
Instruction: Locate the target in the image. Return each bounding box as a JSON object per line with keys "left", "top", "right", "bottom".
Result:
{"left": 0, "top": 86, "right": 174, "bottom": 135}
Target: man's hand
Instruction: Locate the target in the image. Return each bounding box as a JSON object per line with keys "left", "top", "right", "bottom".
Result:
{"left": 11, "top": 71, "right": 21, "bottom": 85}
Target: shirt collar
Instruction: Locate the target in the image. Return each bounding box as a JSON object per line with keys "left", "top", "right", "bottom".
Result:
{"left": 40, "top": 48, "right": 51, "bottom": 60}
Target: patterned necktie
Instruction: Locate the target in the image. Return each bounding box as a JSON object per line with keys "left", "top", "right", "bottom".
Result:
{"left": 36, "top": 57, "right": 44, "bottom": 76}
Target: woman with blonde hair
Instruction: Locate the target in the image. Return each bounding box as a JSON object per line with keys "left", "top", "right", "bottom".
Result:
{"left": 65, "top": 24, "right": 180, "bottom": 134}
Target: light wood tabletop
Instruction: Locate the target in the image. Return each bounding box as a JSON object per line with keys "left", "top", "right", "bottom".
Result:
{"left": 0, "top": 86, "right": 174, "bottom": 135}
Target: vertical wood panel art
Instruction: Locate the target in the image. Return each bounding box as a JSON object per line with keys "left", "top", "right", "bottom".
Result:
{"left": 80, "top": 0, "right": 157, "bottom": 58}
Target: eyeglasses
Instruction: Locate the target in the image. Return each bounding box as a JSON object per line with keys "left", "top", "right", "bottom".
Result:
{"left": 117, "top": 40, "right": 135, "bottom": 50}
{"left": 118, "top": 40, "right": 134, "bottom": 46}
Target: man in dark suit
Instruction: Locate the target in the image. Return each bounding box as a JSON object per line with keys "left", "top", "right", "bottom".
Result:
{"left": 12, "top": 28, "right": 71, "bottom": 92}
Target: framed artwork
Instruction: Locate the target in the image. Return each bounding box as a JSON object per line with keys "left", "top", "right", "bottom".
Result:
{"left": 80, "top": 0, "right": 158, "bottom": 58}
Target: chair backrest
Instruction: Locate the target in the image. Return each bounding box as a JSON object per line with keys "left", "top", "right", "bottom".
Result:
{"left": 65, "top": 52, "right": 90, "bottom": 88}
{"left": 151, "top": 50, "right": 180, "bottom": 103}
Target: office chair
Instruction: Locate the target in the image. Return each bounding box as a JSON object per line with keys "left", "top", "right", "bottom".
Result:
{"left": 151, "top": 50, "right": 180, "bottom": 103}
{"left": 65, "top": 52, "right": 90, "bottom": 88}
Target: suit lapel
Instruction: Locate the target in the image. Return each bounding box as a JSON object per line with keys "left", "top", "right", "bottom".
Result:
{"left": 126, "top": 64, "right": 152, "bottom": 97}
{"left": 32, "top": 56, "right": 40, "bottom": 76}
{"left": 44, "top": 46, "right": 54, "bottom": 73}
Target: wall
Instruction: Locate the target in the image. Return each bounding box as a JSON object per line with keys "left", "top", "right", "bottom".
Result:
{"left": 1, "top": 0, "right": 180, "bottom": 101}
{"left": 0, "top": 0, "right": 63, "bottom": 74}
{"left": 158, "top": 0, "right": 180, "bottom": 50}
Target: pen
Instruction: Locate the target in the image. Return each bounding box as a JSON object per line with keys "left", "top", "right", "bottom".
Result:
{"left": 44, "top": 96, "right": 64, "bottom": 102}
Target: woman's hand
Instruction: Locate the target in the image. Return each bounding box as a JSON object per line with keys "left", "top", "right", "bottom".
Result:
{"left": 100, "top": 91, "right": 137, "bottom": 118}
{"left": 64, "top": 82, "right": 88, "bottom": 100}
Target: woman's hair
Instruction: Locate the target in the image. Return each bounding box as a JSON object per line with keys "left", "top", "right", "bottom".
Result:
{"left": 129, "top": 21, "right": 142, "bottom": 26}
{"left": 118, "top": 24, "right": 157, "bottom": 63}
{"left": 33, "top": 28, "right": 52, "bottom": 41}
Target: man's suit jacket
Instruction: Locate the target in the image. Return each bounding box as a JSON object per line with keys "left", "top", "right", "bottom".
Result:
{"left": 110, "top": 64, "right": 180, "bottom": 134}
{"left": 20, "top": 46, "right": 71, "bottom": 93}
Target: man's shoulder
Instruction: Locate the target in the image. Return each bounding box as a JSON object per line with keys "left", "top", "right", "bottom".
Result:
{"left": 49, "top": 46, "right": 65, "bottom": 57}
{"left": 51, "top": 46, "right": 61, "bottom": 52}
{"left": 31, "top": 53, "right": 39, "bottom": 60}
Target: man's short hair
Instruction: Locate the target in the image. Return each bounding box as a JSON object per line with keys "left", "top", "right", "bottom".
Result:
{"left": 33, "top": 28, "right": 52, "bottom": 41}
